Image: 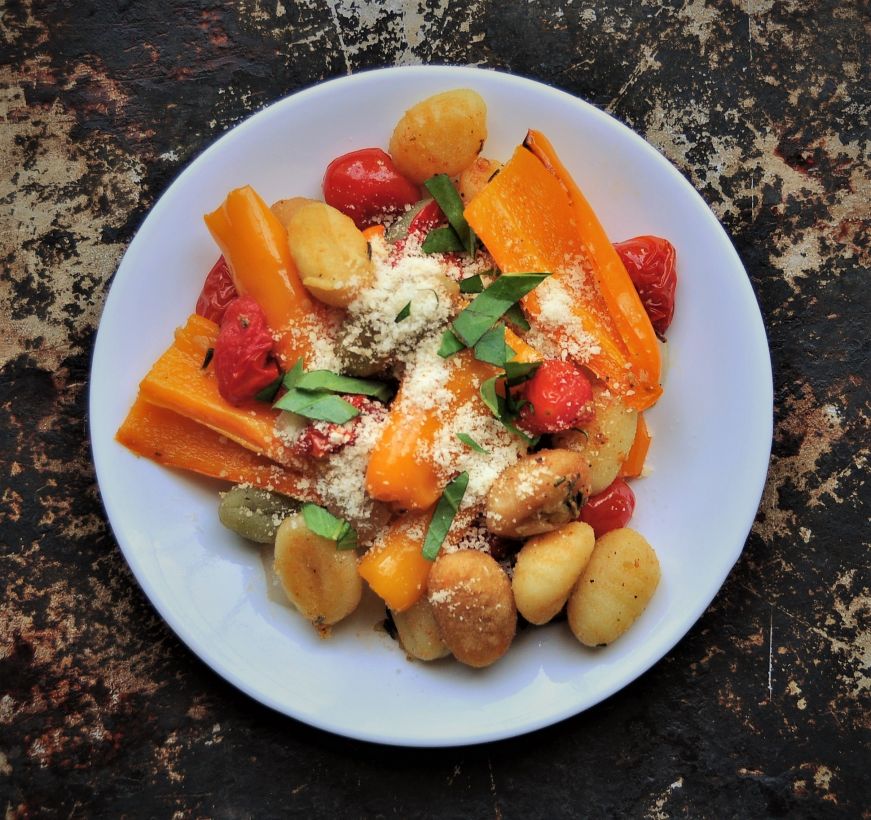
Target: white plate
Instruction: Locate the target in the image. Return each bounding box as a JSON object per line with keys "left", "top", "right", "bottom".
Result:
{"left": 90, "top": 66, "right": 773, "bottom": 746}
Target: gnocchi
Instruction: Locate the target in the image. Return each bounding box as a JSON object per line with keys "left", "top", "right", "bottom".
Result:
{"left": 567, "top": 528, "right": 661, "bottom": 646}
{"left": 389, "top": 89, "right": 487, "bottom": 184}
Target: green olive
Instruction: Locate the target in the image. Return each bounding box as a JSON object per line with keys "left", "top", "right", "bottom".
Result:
{"left": 218, "top": 486, "right": 300, "bottom": 544}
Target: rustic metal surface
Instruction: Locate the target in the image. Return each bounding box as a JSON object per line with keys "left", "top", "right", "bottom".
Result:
{"left": 1, "top": 0, "right": 868, "bottom": 816}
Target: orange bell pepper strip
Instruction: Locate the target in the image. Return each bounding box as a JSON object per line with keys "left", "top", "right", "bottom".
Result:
{"left": 203, "top": 185, "right": 334, "bottom": 368}
{"left": 364, "top": 331, "right": 540, "bottom": 511}
{"left": 138, "top": 313, "right": 301, "bottom": 468}
{"left": 620, "top": 413, "right": 651, "bottom": 479}
{"left": 362, "top": 224, "right": 386, "bottom": 241}
{"left": 465, "top": 144, "right": 661, "bottom": 411}
{"left": 116, "top": 397, "right": 317, "bottom": 499}
{"left": 357, "top": 510, "right": 434, "bottom": 611}
{"left": 524, "top": 130, "right": 661, "bottom": 394}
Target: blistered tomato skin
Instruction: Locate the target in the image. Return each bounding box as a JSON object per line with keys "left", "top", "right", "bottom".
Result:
{"left": 580, "top": 478, "right": 636, "bottom": 538}
{"left": 213, "top": 296, "right": 280, "bottom": 405}
{"left": 613, "top": 235, "right": 677, "bottom": 337}
{"left": 519, "top": 360, "right": 595, "bottom": 435}
{"left": 323, "top": 148, "right": 421, "bottom": 229}
{"left": 195, "top": 256, "right": 237, "bottom": 325}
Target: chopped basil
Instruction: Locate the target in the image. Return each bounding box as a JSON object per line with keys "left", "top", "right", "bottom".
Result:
{"left": 459, "top": 274, "right": 485, "bottom": 294}
{"left": 395, "top": 302, "right": 412, "bottom": 323}
{"left": 423, "top": 174, "right": 476, "bottom": 256}
{"left": 422, "top": 225, "right": 464, "bottom": 254}
{"left": 254, "top": 371, "right": 284, "bottom": 403}
{"left": 478, "top": 372, "right": 539, "bottom": 446}
{"left": 504, "top": 302, "right": 531, "bottom": 332}
{"left": 422, "top": 472, "right": 469, "bottom": 561}
{"left": 438, "top": 328, "right": 465, "bottom": 358}
{"left": 201, "top": 347, "right": 214, "bottom": 370}
{"left": 385, "top": 198, "right": 430, "bottom": 242}
{"left": 456, "top": 432, "right": 490, "bottom": 454}
{"left": 451, "top": 273, "right": 550, "bottom": 348}
{"left": 282, "top": 358, "right": 305, "bottom": 390}
{"left": 473, "top": 324, "right": 513, "bottom": 367}
{"left": 295, "top": 370, "right": 392, "bottom": 402}
{"left": 302, "top": 503, "right": 357, "bottom": 551}
{"left": 273, "top": 389, "right": 359, "bottom": 423}
{"left": 504, "top": 360, "right": 541, "bottom": 386}
{"left": 479, "top": 375, "right": 501, "bottom": 417}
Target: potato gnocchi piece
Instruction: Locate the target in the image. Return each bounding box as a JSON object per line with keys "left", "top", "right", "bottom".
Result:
{"left": 455, "top": 156, "right": 502, "bottom": 204}
{"left": 287, "top": 201, "right": 373, "bottom": 307}
{"left": 218, "top": 485, "right": 299, "bottom": 544}
{"left": 427, "top": 550, "right": 516, "bottom": 668}
{"left": 270, "top": 196, "right": 317, "bottom": 228}
{"left": 392, "top": 597, "right": 450, "bottom": 661}
{"left": 389, "top": 89, "right": 487, "bottom": 184}
{"left": 485, "top": 449, "right": 591, "bottom": 538}
{"left": 567, "top": 528, "right": 660, "bottom": 646}
{"left": 512, "top": 521, "right": 595, "bottom": 625}
{"left": 554, "top": 385, "right": 638, "bottom": 495}
{"left": 274, "top": 513, "right": 362, "bottom": 629}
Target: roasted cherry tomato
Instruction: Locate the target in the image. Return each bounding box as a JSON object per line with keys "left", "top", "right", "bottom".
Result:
{"left": 580, "top": 478, "right": 636, "bottom": 538}
{"left": 613, "top": 235, "right": 677, "bottom": 337}
{"left": 195, "top": 256, "right": 237, "bottom": 325}
{"left": 323, "top": 148, "right": 421, "bottom": 229}
{"left": 213, "top": 296, "right": 280, "bottom": 405}
{"left": 291, "top": 396, "right": 386, "bottom": 459}
{"left": 519, "top": 360, "right": 595, "bottom": 434}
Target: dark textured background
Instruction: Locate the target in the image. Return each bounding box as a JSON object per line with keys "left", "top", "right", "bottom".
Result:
{"left": 1, "top": 1, "right": 869, "bottom": 816}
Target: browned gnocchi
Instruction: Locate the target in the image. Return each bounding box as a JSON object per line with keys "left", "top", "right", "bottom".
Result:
{"left": 567, "top": 528, "right": 661, "bottom": 646}
{"left": 389, "top": 89, "right": 487, "bottom": 184}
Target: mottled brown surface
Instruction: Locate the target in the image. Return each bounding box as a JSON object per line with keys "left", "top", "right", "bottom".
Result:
{"left": 1, "top": 1, "right": 868, "bottom": 817}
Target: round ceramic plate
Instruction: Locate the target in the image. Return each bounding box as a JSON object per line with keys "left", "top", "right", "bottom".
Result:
{"left": 90, "top": 66, "right": 772, "bottom": 746}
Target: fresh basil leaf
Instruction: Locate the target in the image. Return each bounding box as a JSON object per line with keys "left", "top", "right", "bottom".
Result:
{"left": 302, "top": 503, "right": 358, "bottom": 551}
{"left": 385, "top": 198, "right": 431, "bottom": 242}
{"left": 451, "top": 273, "right": 549, "bottom": 347}
{"left": 421, "top": 472, "right": 469, "bottom": 561}
{"left": 502, "top": 418, "right": 539, "bottom": 447}
{"left": 283, "top": 358, "right": 305, "bottom": 390}
{"left": 295, "top": 370, "right": 391, "bottom": 402}
{"left": 254, "top": 371, "right": 284, "bottom": 403}
{"left": 438, "top": 328, "right": 465, "bottom": 358}
{"left": 459, "top": 274, "right": 484, "bottom": 294}
{"left": 504, "top": 360, "right": 541, "bottom": 386}
{"left": 473, "top": 324, "right": 513, "bottom": 367}
{"left": 424, "top": 174, "right": 476, "bottom": 256}
{"left": 479, "top": 376, "right": 501, "bottom": 416}
{"left": 201, "top": 347, "right": 214, "bottom": 370}
{"left": 456, "top": 433, "right": 490, "bottom": 454}
{"left": 504, "top": 302, "right": 531, "bottom": 332}
{"left": 422, "top": 225, "right": 464, "bottom": 254}
{"left": 273, "top": 389, "right": 360, "bottom": 423}
{"left": 395, "top": 301, "right": 412, "bottom": 323}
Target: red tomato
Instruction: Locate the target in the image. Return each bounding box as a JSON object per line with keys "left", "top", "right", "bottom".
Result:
{"left": 196, "top": 256, "right": 237, "bottom": 325}
{"left": 519, "top": 360, "right": 595, "bottom": 434}
{"left": 291, "top": 396, "right": 386, "bottom": 459}
{"left": 613, "top": 235, "right": 677, "bottom": 337}
{"left": 580, "top": 478, "right": 636, "bottom": 538}
{"left": 407, "top": 198, "right": 445, "bottom": 236}
{"left": 323, "top": 148, "right": 421, "bottom": 229}
{"left": 213, "top": 296, "right": 280, "bottom": 405}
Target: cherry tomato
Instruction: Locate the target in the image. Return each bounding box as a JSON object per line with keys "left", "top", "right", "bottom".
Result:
{"left": 195, "top": 256, "right": 237, "bottom": 325}
{"left": 613, "top": 235, "right": 677, "bottom": 337}
{"left": 580, "top": 478, "right": 636, "bottom": 538}
{"left": 407, "top": 198, "right": 445, "bottom": 236}
{"left": 291, "top": 396, "right": 386, "bottom": 459}
{"left": 519, "top": 360, "right": 595, "bottom": 434}
{"left": 323, "top": 148, "right": 421, "bottom": 229}
{"left": 213, "top": 296, "right": 280, "bottom": 405}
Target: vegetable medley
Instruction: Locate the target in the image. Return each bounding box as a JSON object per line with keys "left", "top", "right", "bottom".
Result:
{"left": 117, "top": 88, "right": 678, "bottom": 668}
